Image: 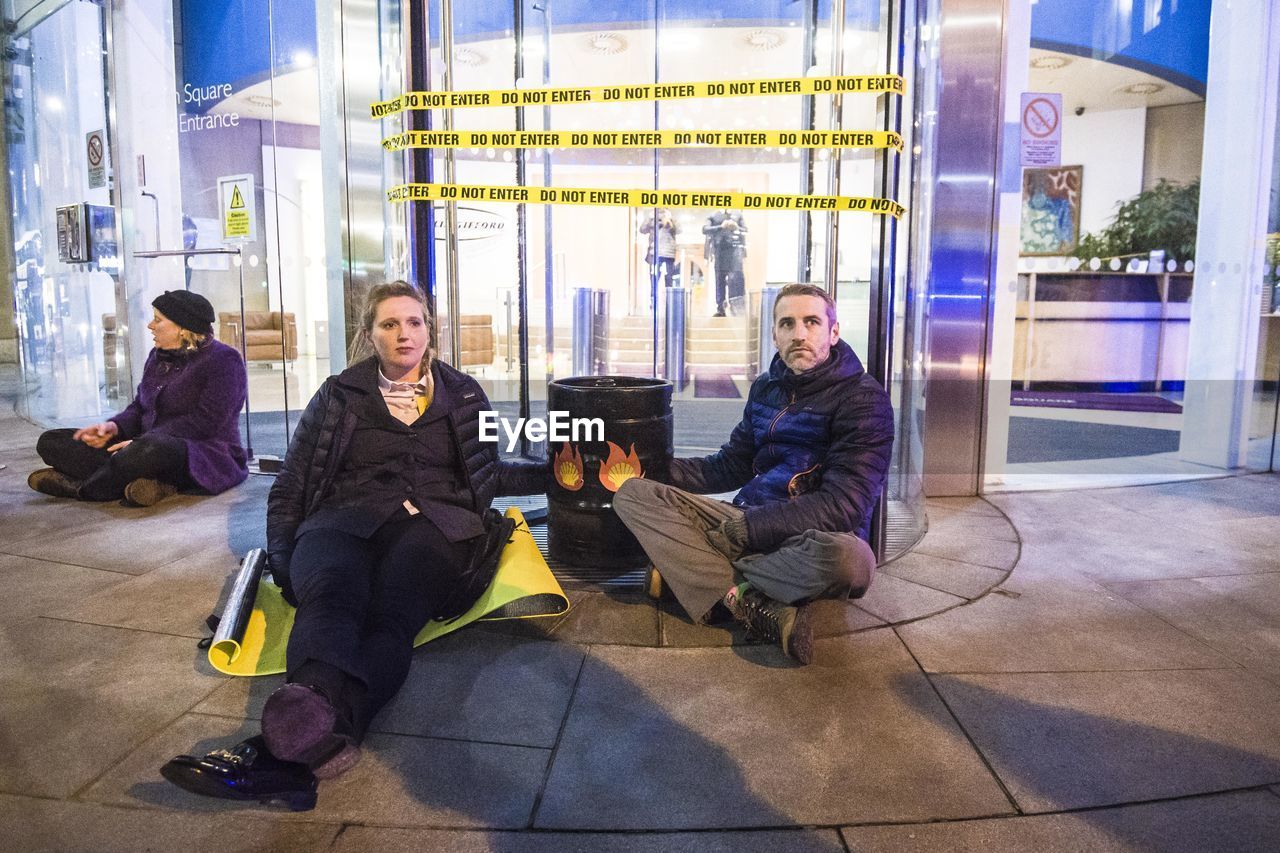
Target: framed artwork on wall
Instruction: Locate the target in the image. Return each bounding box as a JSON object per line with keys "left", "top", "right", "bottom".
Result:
{"left": 1020, "top": 165, "right": 1082, "bottom": 256}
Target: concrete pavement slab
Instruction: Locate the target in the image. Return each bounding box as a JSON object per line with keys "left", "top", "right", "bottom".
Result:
{"left": 534, "top": 635, "right": 1014, "bottom": 829}
{"left": 922, "top": 510, "right": 1020, "bottom": 543}
{"left": 549, "top": 590, "right": 659, "bottom": 646}
{"left": 932, "top": 669, "right": 1280, "bottom": 812}
{"left": 1200, "top": 515, "right": 1280, "bottom": 557}
{"left": 332, "top": 826, "right": 847, "bottom": 852}
{"left": 372, "top": 632, "right": 584, "bottom": 748}
{"left": 911, "top": 532, "right": 1020, "bottom": 572}
{"left": 0, "top": 792, "right": 340, "bottom": 852}
{"left": 0, "top": 552, "right": 127, "bottom": 625}
{"left": 880, "top": 551, "right": 1009, "bottom": 600}
{"left": 1103, "top": 573, "right": 1280, "bottom": 685}
{"left": 840, "top": 789, "right": 1280, "bottom": 852}
{"left": 1013, "top": 521, "right": 1280, "bottom": 583}
{"left": 83, "top": 712, "right": 551, "bottom": 828}
{"left": 1087, "top": 474, "right": 1280, "bottom": 524}
{"left": 854, "top": 572, "right": 968, "bottom": 623}
{"left": 924, "top": 496, "right": 1003, "bottom": 516}
{"left": 48, "top": 547, "right": 243, "bottom": 640}
{"left": 897, "top": 569, "right": 1234, "bottom": 673}
{"left": 4, "top": 495, "right": 236, "bottom": 574}
{"left": 0, "top": 618, "right": 222, "bottom": 798}
{"left": 194, "top": 632, "right": 584, "bottom": 749}
{"left": 983, "top": 489, "right": 1154, "bottom": 551}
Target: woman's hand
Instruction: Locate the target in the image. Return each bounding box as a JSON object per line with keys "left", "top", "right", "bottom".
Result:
{"left": 106, "top": 439, "right": 133, "bottom": 454}
{"left": 74, "top": 421, "right": 119, "bottom": 449}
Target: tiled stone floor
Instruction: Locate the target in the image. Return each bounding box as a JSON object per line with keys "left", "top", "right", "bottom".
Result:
{"left": 3, "top": 373, "right": 1280, "bottom": 851}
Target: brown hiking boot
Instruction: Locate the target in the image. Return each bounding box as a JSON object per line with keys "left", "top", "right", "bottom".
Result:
{"left": 724, "top": 583, "right": 814, "bottom": 664}
{"left": 124, "top": 478, "right": 179, "bottom": 507}
{"left": 645, "top": 566, "right": 670, "bottom": 601}
{"left": 27, "top": 468, "right": 82, "bottom": 499}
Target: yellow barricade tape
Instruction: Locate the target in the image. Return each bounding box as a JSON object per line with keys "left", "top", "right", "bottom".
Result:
{"left": 386, "top": 183, "right": 905, "bottom": 219}
{"left": 382, "top": 128, "right": 903, "bottom": 152}
{"left": 371, "top": 74, "right": 904, "bottom": 117}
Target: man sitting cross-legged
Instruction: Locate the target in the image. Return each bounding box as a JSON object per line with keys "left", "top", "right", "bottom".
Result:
{"left": 613, "top": 283, "right": 894, "bottom": 664}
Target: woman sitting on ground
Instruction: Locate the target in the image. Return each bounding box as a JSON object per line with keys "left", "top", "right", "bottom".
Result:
{"left": 27, "top": 290, "right": 247, "bottom": 507}
{"left": 161, "top": 280, "right": 545, "bottom": 810}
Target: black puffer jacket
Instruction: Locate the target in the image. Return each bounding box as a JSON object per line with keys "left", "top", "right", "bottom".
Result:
{"left": 668, "top": 339, "right": 894, "bottom": 551}
{"left": 266, "top": 356, "right": 545, "bottom": 594}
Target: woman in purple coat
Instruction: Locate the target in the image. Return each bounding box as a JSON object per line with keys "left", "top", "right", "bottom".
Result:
{"left": 27, "top": 290, "right": 248, "bottom": 506}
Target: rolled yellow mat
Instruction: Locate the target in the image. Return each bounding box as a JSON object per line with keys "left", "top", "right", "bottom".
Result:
{"left": 208, "top": 507, "right": 570, "bottom": 677}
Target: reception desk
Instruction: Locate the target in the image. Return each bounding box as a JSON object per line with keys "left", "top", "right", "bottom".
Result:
{"left": 1014, "top": 271, "right": 1193, "bottom": 391}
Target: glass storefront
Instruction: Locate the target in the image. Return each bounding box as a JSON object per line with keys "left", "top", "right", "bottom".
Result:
{"left": 4, "top": 0, "right": 328, "bottom": 458}
{"left": 377, "top": 0, "right": 926, "bottom": 556}
{"left": 7, "top": 0, "right": 1275, "bottom": 559}
{"left": 984, "top": 0, "right": 1280, "bottom": 491}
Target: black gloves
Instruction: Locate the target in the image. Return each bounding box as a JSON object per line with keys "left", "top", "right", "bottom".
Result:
{"left": 706, "top": 516, "right": 749, "bottom": 561}
{"left": 267, "top": 551, "right": 298, "bottom": 607}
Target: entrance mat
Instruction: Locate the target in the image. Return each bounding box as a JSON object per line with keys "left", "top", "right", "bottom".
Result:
{"left": 208, "top": 507, "right": 570, "bottom": 676}
{"left": 1011, "top": 390, "right": 1182, "bottom": 414}
{"left": 1007, "top": 417, "right": 1180, "bottom": 464}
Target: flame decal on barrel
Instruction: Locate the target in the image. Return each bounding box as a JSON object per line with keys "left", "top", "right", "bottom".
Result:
{"left": 598, "top": 441, "right": 643, "bottom": 492}
{"left": 553, "top": 442, "right": 585, "bottom": 491}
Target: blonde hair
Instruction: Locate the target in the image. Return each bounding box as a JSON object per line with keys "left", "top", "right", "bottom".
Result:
{"left": 176, "top": 329, "right": 208, "bottom": 352}
{"left": 347, "top": 280, "right": 434, "bottom": 371}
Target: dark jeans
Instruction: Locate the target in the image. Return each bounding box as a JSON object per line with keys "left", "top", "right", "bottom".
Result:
{"left": 651, "top": 256, "right": 677, "bottom": 289}
{"left": 714, "top": 267, "right": 744, "bottom": 314}
{"left": 36, "top": 428, "right": 191, "bottom": 501}
{"left": 285, "top": 513, "right": 476, "bottom": 740}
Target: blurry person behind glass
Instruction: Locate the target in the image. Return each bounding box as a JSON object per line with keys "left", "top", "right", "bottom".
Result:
{"left": 640, "top": 207, "right": 680, "bottom": 289}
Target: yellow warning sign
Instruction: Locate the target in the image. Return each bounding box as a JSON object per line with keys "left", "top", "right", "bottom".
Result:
{"left": 371, "top": 74, "right": 905, "bottom": 118}
{"left": 386, "top": 182, "right": 905, "bottom": 219}
{"left": 381, "top": 129, "right": 904, "bottom": 153}
{"left": 217, "top": 174, "right": 255, "bottom": 242}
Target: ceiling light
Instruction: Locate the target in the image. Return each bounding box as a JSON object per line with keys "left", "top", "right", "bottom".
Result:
{"left": 586, "top": 32, "right": 627, "bottom": 55}
{"left": 453, "top": 46, "right": 486, "bottom": 67}
{"left": 1121, "top": 82, "right": 1165, "bottom": 95}
{"left": 743, "top": 29, "right": 785, "bottom": 51}
{"left": 1030, "top": 55, "right": 1071, "bottom": 70}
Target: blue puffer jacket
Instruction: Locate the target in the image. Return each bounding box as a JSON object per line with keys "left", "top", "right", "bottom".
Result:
{"left": 668, "top": 339, "right": 894, "bottom": 550}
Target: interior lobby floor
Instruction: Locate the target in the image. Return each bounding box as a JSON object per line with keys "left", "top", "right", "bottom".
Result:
{"left": 3, "top": 369, "right": 1280, "bottom": 851}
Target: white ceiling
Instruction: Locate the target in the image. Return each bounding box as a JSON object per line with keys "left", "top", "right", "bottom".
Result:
{"left": 212, "top": 30, "right": 1203, "bottom": 129}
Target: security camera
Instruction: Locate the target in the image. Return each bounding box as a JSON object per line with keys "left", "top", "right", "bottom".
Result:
{"left": 1074, "top": 106, "right": 1085, "bottom": 116}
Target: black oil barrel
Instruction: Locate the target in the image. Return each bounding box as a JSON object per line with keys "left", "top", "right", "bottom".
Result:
{"left": 546, "top": 376, "right": 673, "bottom": 570}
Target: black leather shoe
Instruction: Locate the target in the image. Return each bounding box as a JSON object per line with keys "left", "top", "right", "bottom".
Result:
{"left": 160, "top": 736, "right": 318, "bottom": 811}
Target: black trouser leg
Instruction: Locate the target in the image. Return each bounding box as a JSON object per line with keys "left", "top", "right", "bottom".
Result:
{"left": 286, "top": 528, "right": 378, "bottom": 682}
{"left": 352, "top": 515, "right": 473, "bottom": 737}
{"left": 285, "top": 516, "right": 474, "bottom": 740}
{"left": 715, "top": 268, "right": 728, "bottom": 312}
{"left": 78, "top": 434, "right": 191, "bottom": 501}
{"left": 657, "top": 257, "right": 676, "bottom": 289}
{"left": 36, "top": 428, "right": 110, "bottom": 481}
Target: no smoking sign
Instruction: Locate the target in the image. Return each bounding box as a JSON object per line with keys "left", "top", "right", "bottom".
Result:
{"left": 1020, "top": 92, "right": 1062, "bottom": 167}
{"left": 86, "top": 129, "right": 106, "bottom": 190}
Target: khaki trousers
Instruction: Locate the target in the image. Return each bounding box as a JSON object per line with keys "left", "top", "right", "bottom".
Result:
{"left": 613, "top": 478, "right": 876, "bottom": 621}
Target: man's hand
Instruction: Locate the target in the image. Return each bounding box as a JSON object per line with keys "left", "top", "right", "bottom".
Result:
{"left": 705, "top": 517, "right": 749, "bottom": 560}
{"left": 74, "top": 421, "right": 119, "bottom": 449}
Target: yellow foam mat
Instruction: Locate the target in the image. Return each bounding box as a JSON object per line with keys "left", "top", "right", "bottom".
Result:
{"left": 208, "top": 507, "right": 570, "bottom": 676}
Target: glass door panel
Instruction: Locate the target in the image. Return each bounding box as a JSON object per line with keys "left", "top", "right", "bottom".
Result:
{"left": 7, "top": 2, "right": 118, "bottom": 426}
